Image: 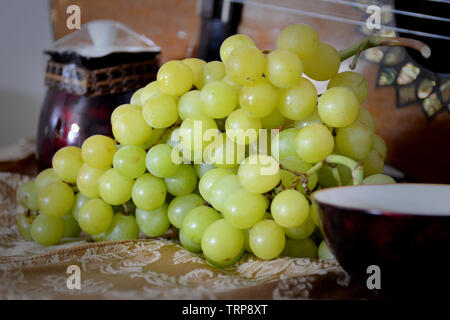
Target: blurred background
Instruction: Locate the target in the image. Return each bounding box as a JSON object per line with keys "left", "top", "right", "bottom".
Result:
{"left": 0, "top": 0, "right": 449, "bottom": 183}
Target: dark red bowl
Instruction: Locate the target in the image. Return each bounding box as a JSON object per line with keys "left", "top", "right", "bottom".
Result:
{"left": 312, "top": 184, "right": 450, "bottom": 296}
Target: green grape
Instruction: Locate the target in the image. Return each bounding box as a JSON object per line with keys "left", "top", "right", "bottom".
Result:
{"left": 294, "top": 110, "right": 323, "bottom": 129}
{"left": 78, "top": 199, "right": 114, "bottom": 235}
{"left": 362, "top": 149, "right": 384, "bottom": 177}
{"left": 31, "top": 214, "right": 65, "bottom": 246}
{"left": 271, "top": 128, "right": 299, "bottom": 161}
{"left": 157, "top": 60, "right": 193, "bottom": 96}
{"left": 310, "top": 201, "right": 321, "bottom": 227}
{"left": 201, "top": 80, "right": 237, "bottom": 119}
{"left": 220, "top": 34, "right": 256, "bottom": 63}
{"left": 104, "top": 213, "right": 139, "bottom": 241}
{"left": 296, "top": 124, "right": 334, "bottom": 163}
{"left": 182, "top": 206, "right": 221, "bottom": 244}
{"left": 225, "top": 109, "right": 261, "bottom": 145}
{"left": 52, "top": 146, "right": 83, "bottom": 183}
{"left": 225, "top": 45, "right": 265, "bottom": 86}
{"left": 197, "top": 61, "right": 226, "bottom": 89}
{"left": 356, "top": 107, "right": 376, "bottom": 132}
{"left": 222, "top": 74, "right": 242, "bottom": 93}
{"left": 17, "top": 180, "right": 39, "bottom": 211}
{"left": 271, "top": 190, "right": 309, "bottom": 228}
{"left": 247, "top": 129, "right": 274, "bottom": 159}
{"left": 81, "top": 135, "right": 116, "bottom": 169}
{"left": 279, "top": 77, "right": 317, "bottom": 120}
{"left": 264, "top": 50, "right": 303, "bottom": 89}
{"left": 38, "top": 182, "right": 74, "bottom": 218}
{"left": 132, "top": 173, "right": 166, "bottom": 211}
{"left": 281, "top": 237, "right": 318, "bottom": 258}
{"left": 62, "top": 213, "right": 81, "bottom": 238}
{"left": 178, "top": 90, "right": 204, "bottom": 121}
{"left": 111, "top": 104, "right": 153, "bottom": 145}
{"left": 136, "top": 204, "right": 170, "bottom": 237}
{"left": 113, "top": 145, "right": 146, "bottom": 179}
{"left": 239, "top": 78, "right": 279, "bottom": 118}
{"left": 16, "top": 212, "right": 35, "bottom": 240}
{"left": 243, "top": 228, "right": 251, "bottom": 252}
{"left": 318, "top": 87, "right": 360, "bottom": 128}
{"left": 363, "top": 174, "right": 396, "bottom": 185}
{"left": 130, "top": 87, "right": 144, "bottom": 107}
{"left": 223, "top": 189, "right": 266, "bottom": 229}
{"left": 70, "top": 192, "right": 88, "bottom": 222}
{"left": 373, "top": 134, "right": 387, "bottom": 160}
{"left": 179, "top": 228, "right": 202, "bottom": 253}
{"left": 279, "top": 156, "right": 318, "bottom": 193}
{"left": 318, "top": 240, "right": 334, "bottom": 260}
{"left": 249, "top": 219, "right": 285, "bottom": 260}
{"left": 201, "top": 219, "right": 244, "bottom": 267}
{"left": 76, "top": 164, "right": 105, "bottom": 198}
{"left": 143, "top": 127, "right": 167, "bottom": 150}
{"left": 98, "top": 168, "right": 134, "bottom": 205}
{"left": 179, "top": 115, "right": 219, "bottom": 152}
{"left": 336, "top": 122, "right": 373, "bottom": 161}
{"left": 193, "top": 163, "right": 215, "bottom": 178}
{"left": 198, "top": 168, "right": 233, "bottom": 202}
{"left": 284, "top": 216, "right": 315, "bottom": 240}
{"left": 140, "top": 81, "right": 163, "bottom": 105}
{"left": 277, "top": 23, "right": 319, "bottom": 60}
{"left": 238, "top": 154, "right": 280, "bottom": 194}
{"left": 327, "top": 71, "right": 368, "bottom": 103}
{"left": 164, "top": 164, "right": 198, "bottom": 196}
{"left": 203, "top": 133, "right": 246, "bottom": 169}
{"left": 142, "top": 94, "right": 179, "bottom": 129}
{"left": 163, "top": 126, "right": 181, "bottom": 148}
{"left": 302, "top": 43, "right": 340, "bottom": 81}
{"left": 209, "top": 174, "right": 242, "bottom": 212}
{"left": 182, "top": 58, "right": 207, "bottom": 89}
{"left": 35, "top": 168, "right": 61, "bottom": 193}
{"left": 168, "top": 193, "right": 204, "bottom": 229}
{"left": 261, "top": 107, "right": 288, "bottom": 129}
{"left": 146, "top": 144, "right": 179, "bottom": 178}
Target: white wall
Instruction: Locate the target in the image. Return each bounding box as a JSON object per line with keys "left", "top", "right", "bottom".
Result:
{"left": 0, "top": 0, "right": 53, "bottom": 146}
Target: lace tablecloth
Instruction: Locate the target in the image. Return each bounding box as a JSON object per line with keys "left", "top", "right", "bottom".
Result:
{"left": 0, "top": 139, "right": 372, "bottom": 299}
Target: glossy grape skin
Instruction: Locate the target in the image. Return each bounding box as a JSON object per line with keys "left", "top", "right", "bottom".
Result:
{"left": 197, "top": 61, "right": 226, "bottom": 89}
{"left": 70, "top": 192, "right": 89, "bottom": 222}
{"left": 16, "top": 212, "right": 35, "bottom": 240}
{"left": 179, "top": 115, "right": 219, "bottom": 152}
{"left": 302, "top": 43, "right": 340, "bottom": 81}
{"left": 294, "top": 110, "right": 323, "bottom": 129}
{"left": 142, "top": 94, "right": 179, "bottom": 129}
{"left": 132, "top": 174, "right": 166, "bottom": 211}
{"left": 35, "top": 168, "right": 61, "bottom": 193}
{"left": 279, "top": 156, "right": 318, "bottom": 194}
{"left": 238, "top": 155, "right": 281, "bottom": 194}
{"left": 328, "top": 71, "right": 369, "bottom": 104}
{"left": 163, "top": 126, "right": 181, "bottom": 148}
{"left": 225, "top": 45, "right": 265, "bottom": 86}
{"left": 146, "top": 144, "right": 179, "bottom": 178}
{"left": 31, "top": 214, "right": 65, "bottom": 246}
{"left": 362, "top": 174, "right": 396, "bottom": 185}
{"left": 239, "top": 78, "right": 279, "bottom": 118}
{"left": 130, "top": 87, "right": 144, "bottom": 107}
{"left": 168, "top": 193, "right": 204, "bottom": 229}
{"left": 81, "top": 135, "right": 116, "bottom": 170}
{"left": 220, "top": 34, "right": 256, "bottom": 63}
{"left": 201, "top": 80, "right": 238, "bottom": 119}
{"left": 76, "top": 164, "right": 105, "bottom": 199}
{"left": 182, "top": 58, "right": 206, "bottom": 89}
{"left": 362, "top": 149, "right": 384, "bottom": 177}
{"left": 198, "top": 168, "right": 233, "bottom": 202}
{"left": 295, "top": 124, "right": 334, "bottom": 163}
{"left": 278, "top": 78, "right": 317, "bottom": 121}
{"left": 112, "top": 145, "right": 147, "bottom": 179}
{"left": 38, "top": 182, "right": 74, "bottom": 218}
{"left": 271, "top": 128, "right": 299, "bottom": 161}
{"left": 62, "top": 213, "right": 81, "bottom": 238}
{"left": 136, "top": 204, "right": 171, "bottom": 237}
{"left": 277, "top": 23, "right": 319, "bottom": 60}
{"left": 203, "top": 133, "right": 246, "bottom": 169}
{"left": 98, "top": 168, "right": 134, "bottom": 205}
{"left": 208, "top": 174, "right": 242, "bottom": 213}
{"left": 178, "top": 90, "right": 204, "bottom": 121}
{"left": 52, "top": 146, "right": 83, "bottom": 183}
{"left": 157, "top": 60, "right": 193, "bottom": 96}
{"left": 249, "top": 219, "right": 286, "bottom": 260}
{"left": 182, "top": 206, "right": 221, "bottom": 244}
{"left": 17, "top": 180, "right": 39, "bottom": 211}
{"left": 201, "top": 219, "right": 245, "bottom": 267}
{"left": 336, "top": 122, "right": 374, "bottom": 161}
{"left": 264, "top": 50, "right": 303, "bottom": 88}
{"left": 139, "top": 81, "right": 165, "bottom": 106}
{"left": 143, "top": 127, "right": 168, "bottom": 150}
{"left": 318, "top": 87, "right": 360, "bottom": 128}
{"left": 373, "top": 134, "right": 387, "bottom": 160}
{"left": 104, "top": 213, "right": 139, "bottom": 241}
{"left": 179, "top": 228, "right": 202, "bottom": 253}
{"left": 78, "top": 199, "right": 114, "bottom": 235}
{"left": 284, "top": 216, "right": 315, "bottom": 240}
{"left": 223, "top": 189, "right": 266, "bottom": 229}
{"left": 356, "top": 107, "right": 376, "bottom": 132}
{"left": 318, "top": 240, "right": 335, "bottom": 260}
{"left": 164, "top": 164, "right": 198, "bottom": 197}
{"left": 281, "top": 238, "right": 318, "bottom": 258}
{"left": 193, "top": 163, "right": 215, "bottom": 178}
{"left": 225, "top": 109, "right": 262, "bottom": 145}
{"left": 111, "top": 104, "right": 153, "bottom": 145}
{"left": 271, "top": 190, "right": 309, "bottom": 228}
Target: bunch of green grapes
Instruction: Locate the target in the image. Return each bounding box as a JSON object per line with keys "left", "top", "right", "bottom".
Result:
{"left": 17, "top": 23, "right": 399, "bottom": 266}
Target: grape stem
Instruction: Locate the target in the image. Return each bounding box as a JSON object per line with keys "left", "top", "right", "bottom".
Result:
{"left": 323, "top": 155, "right": 363, "bottom": 186}
{"left": 339, "top": 36, "right": 431, "bottom": 69}
{"left": 330, "top": 166, "right": 342, "bottom": 186}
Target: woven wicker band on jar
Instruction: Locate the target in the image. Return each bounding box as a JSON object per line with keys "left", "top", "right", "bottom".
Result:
{"left": 45, "top": 59, "right": 159, "bottom": 96}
